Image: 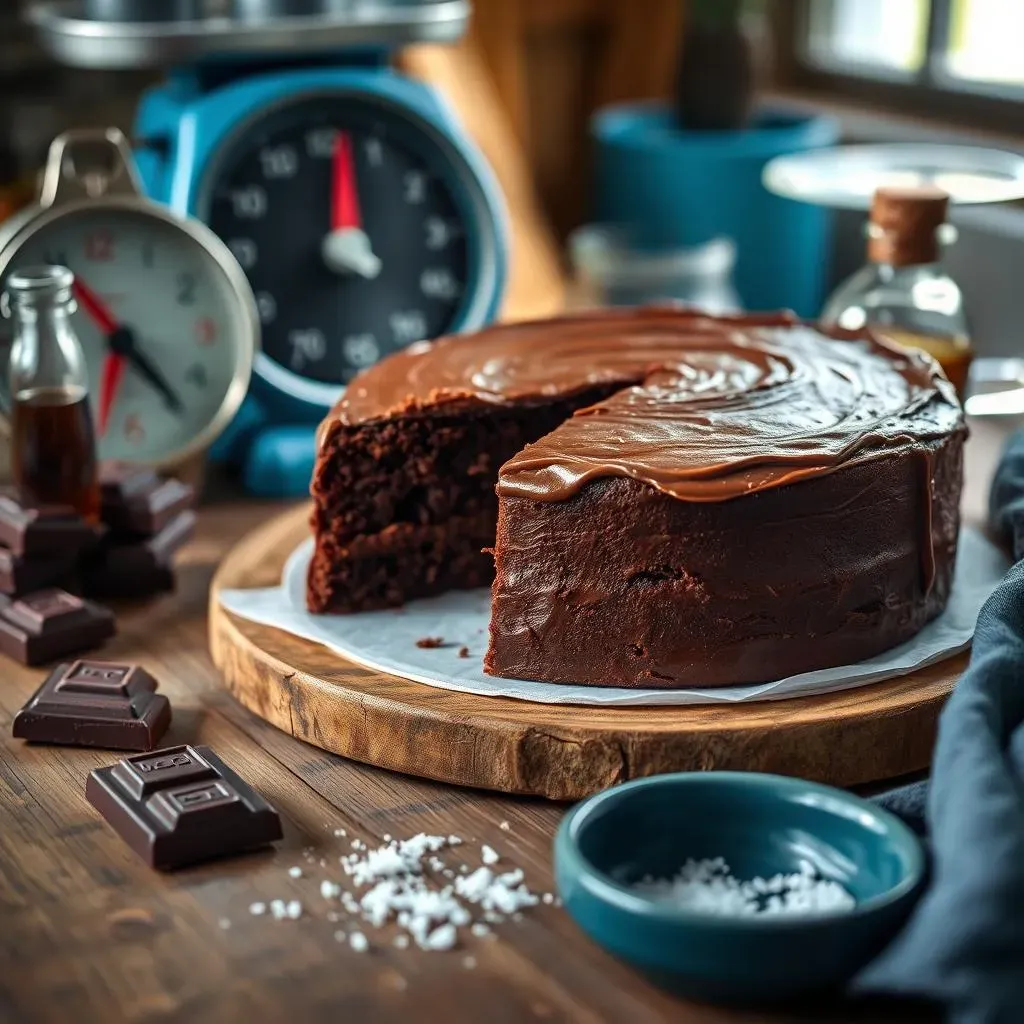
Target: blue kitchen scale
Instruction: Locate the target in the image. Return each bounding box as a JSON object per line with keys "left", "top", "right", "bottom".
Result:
{"left": 28, "top": 0, "right": 508, "bottom": 495}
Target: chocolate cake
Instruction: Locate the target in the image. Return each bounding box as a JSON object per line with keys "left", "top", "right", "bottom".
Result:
{"left": 309, "top": 308, "right": 965, "bottom": 689}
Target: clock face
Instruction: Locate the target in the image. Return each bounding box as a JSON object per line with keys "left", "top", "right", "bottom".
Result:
{"left": 7, "top": 207, "right": 251, "bottom": 465}
{"left": 198, "top": 92, "right": 473, "bottom": 398}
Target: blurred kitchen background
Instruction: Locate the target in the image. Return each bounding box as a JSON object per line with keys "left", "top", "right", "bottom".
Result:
{"left": 1, "top": 0, "right": 1022, "bottom": 351}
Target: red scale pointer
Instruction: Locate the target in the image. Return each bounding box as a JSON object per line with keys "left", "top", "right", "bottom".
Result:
{"left": 322, "top": 132, "right": 382, "bottom": 279}
{"left": 72, "top": 276, "right": 184, "bottom": 432}
{"left": 332, "top": 132, "right": 362, "bottom": 230}
{"left": 72, "top": 279, "right": 125, "bottom": 435}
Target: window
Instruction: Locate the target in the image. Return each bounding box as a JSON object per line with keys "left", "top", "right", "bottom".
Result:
{"left": 778, "top": 0, "right": 1024, "bottom": 132}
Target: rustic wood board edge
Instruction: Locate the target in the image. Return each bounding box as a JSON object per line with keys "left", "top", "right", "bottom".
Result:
{"left": 209, "top": 505, "right": 960, "bottom": 801}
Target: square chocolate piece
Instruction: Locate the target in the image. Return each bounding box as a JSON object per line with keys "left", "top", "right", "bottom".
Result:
{"left": 0, "top": 589, "right": 116, "bottom": 665}
{"left": 0, "top": 546, "right": 78, "bottom": 596}
{"left": 86, "top": 744, "right": 283, "bottom": 869}
{"left": 12, "top": 660, "right": 170, "bottom": 750}
{"left": 0, "top": 497, "right": 99, "bottom": 558}
{"left": 100, "top": 464, "right": 194, "bottom": 538}
{"left": 83, "top": 510, "right": 196, "bottom": 600}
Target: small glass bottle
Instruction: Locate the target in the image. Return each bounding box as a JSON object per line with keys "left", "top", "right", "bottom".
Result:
{"left": 2, "top": 265, "right": 100, "bottom": 522}
{"left": 821, "top": 185, "right": 972, "bottom": 398}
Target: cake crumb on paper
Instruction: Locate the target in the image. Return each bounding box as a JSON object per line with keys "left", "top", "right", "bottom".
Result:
{"left": 458, "top": 646, "right": 470, "bottom": 658}
{"left": 416, "top": 636, "right": 445, "bottom": 649}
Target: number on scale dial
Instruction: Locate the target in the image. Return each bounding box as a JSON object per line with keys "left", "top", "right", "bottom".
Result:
{"left": 201, "top": 96, "right": 471, "bottom": 389}
{"left": 14, "top": 209, "right": 244, "bottom": 463}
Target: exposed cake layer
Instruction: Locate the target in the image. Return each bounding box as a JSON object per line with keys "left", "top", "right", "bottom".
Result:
{"left": 309, "top": 388, "right": 618, "bottom": 613}
{"left": 486, "top": 435, "right": 963, "bottom": 688}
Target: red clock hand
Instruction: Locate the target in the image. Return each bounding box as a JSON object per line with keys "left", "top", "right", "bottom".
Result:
{"left": 331, "top": 132, "right": 361, "bottom": 230}
{"left": 72, "top": 277, "right": 125, "bottom": 436}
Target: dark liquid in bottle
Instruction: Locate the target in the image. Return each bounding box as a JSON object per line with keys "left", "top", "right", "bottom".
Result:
{"left": 11, "top": 385, "right": 100, "bottom": 523}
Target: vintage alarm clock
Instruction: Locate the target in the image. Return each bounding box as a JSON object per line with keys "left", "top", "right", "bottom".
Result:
{"left": 0, "top": 127, "right": 259, "bottom": 470}
{"left": 28, "top": 0, "right": 508, "bottom": 496}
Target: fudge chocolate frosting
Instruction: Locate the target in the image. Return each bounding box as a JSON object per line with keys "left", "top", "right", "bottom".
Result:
{"left": 327, "top": 307, "right": 963, "bottom": 503}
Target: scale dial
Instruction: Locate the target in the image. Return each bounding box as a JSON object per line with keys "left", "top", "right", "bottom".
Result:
{"left": 5, "top": 204, "right": 254, "bottom": 465}
{"left": 200, "top": 92, "right": 489, "bottom": 404}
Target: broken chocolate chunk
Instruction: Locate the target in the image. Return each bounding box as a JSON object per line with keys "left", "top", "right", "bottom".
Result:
{"left": 87, "top": 744, "right": 283, "bottom": 869}
{"left": 12, "top": 660, "right": 170, "bottom": 750}
{"left": 0, "top": 589, "right": 115, "bottom": 665}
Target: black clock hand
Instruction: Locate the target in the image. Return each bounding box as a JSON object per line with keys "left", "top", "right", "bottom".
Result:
{"left": 109, "top": 326, "right": 184, "bottom": 415}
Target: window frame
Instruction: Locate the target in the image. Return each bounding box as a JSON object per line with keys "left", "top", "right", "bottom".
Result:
{"left": 774, "top": 0, "right": 1024, "bottom": 135}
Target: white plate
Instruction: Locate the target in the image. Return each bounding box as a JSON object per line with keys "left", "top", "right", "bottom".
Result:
{"left": 763, "top": 144, "right": 1024, "bottom": 209}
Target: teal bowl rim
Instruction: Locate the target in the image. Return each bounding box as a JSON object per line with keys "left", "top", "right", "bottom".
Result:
{"left": 555, "top": 772, "right": 926, "bottom": 932}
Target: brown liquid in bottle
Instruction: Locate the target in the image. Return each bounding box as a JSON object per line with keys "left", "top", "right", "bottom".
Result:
{"left": 11, "top": 384, "right": 100, "bottom": 523}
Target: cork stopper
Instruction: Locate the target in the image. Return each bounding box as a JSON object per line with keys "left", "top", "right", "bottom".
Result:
{"left": 868, "top": 185, "right": 950, "bottom": 267}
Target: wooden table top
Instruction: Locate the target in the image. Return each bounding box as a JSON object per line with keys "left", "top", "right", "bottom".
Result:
{"left": 0, "top": 420, "right": 1009, "bottom": 1024}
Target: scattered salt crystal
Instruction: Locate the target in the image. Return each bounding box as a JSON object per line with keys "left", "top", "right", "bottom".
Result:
{"left": 270, "top": 900, "right": 287, "bottom": 920}
{"left": 447, "top": 836, "right": 463, "bottom": 846}
{"left": 541, "top": 893, "right": 555, "bottom": 905}
{"left": 422, "top": 923, "right": 457, "bottom": 951}
{"left": 327, "top": 911, "right": 340, "bottom": 923}
{"left": 288, "top": 866, "right": 303, "bottom": 879}
{"left": 393, "top": 934, "right": 410, "bottom": 949}
{"left": 499, "top": 821, "right": 510, "bottom": 832}
{"left": 249, "top": 902, "right": 267, "bottom": 916}
{"left": 319, "top": 859, "right": 327, "bottom": 868}
{"left": 631, "top": 858, "right": 855, "bottom": 918}
{"left": 286, "top": 900, "right": 303, "bottom": 920}
{"left": 383, "top": 834, "right": 392, "bottom": 842}
{"left": 349, "top": 931, "right": 369, "bottom": 952}
{"left": 463, "top": 956, "right": 477, "bottom": 970}
{"left": 481, "top": 845, "right": 500, "bottom": 866}
{"left": 334, "top": 930, "right": 346, "bottom": 942}
{"left": 219, "top": 918, "right": 231, "bottom": 930}
{"left": 333, "top": 827, "right": 347, "bottom": 837}
{"left": 470, "top": 923, "right": 490, "bottom": 938}
{"left": 320, "top": 880, "right": 342, "bottom": 899}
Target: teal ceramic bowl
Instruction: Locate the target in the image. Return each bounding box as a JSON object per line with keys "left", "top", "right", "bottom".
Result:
{"left": 554, "top": 772, "right": 925, "bottom": 1004}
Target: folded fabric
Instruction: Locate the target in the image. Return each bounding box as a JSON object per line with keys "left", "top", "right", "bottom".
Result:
{"left": 855, "top": 429, "right": 1024, "bottom": 1024}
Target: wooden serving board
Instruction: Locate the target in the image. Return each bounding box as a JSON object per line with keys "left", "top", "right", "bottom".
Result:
{"left": 209, "top": 505, "right": 963, "bottom": 801}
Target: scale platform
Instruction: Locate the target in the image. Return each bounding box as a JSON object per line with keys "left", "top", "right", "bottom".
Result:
{"left": 27, "top": 0, "right": 469, "bottom": 68}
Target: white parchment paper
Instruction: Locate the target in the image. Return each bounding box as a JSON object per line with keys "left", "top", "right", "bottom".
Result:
{"left": 218, "top": 527, "right": 1009, "bottom": 707}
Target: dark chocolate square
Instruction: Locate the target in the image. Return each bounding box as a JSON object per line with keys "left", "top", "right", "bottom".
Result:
{"left": 0, "top": 546, "right": 78, "bottom": 597}
{"left": 87, "top": 745, "right": 282, "bottom": 869}
{"left": 12, "top": 661, "right": 170, "bottom": 750}
{"left": 0, "top": 497, "right": 99, "bottom": 558}
{"left": 0, "top": 590, "right": 116, "bottom": 665}
{"left": 100, "top": 464, "right": 194, "bottom": 539}
{"left": 82, "top": 510, "right": 195, "bottom": 600}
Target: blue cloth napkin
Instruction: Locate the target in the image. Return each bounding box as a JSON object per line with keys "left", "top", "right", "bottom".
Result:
{"left": 855, "top": 430, "right": 1024, "bottom": 1023}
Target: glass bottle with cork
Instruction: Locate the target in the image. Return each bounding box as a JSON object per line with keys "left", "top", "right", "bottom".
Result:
{"left": 1, "top": 265, "right": 100, "bottom": 522}
{"left": 821, "top": 185, "right": 972, "bottom": 398}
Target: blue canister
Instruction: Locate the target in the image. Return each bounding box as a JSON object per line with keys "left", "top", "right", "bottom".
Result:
{"left": 592, "top": 103, "right": 839, "bottom": 317}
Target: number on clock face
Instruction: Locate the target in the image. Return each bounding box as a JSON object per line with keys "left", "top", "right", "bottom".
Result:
{"left": 201, "top": 95, "right": 471, "bottom": 387}
{"left": 9, "top": 209, "right": 243, "bottom": 464}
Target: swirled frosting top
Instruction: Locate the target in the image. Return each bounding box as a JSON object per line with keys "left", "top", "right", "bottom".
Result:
{"left": 327, "top": 307, "right": 963, "bottom": 503}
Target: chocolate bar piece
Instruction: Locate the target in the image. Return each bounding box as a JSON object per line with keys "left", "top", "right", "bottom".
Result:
{"left": 86, "top": 744, "right": 283, "bottom": 870}
{"left": 100, "top": 463, "right": 194, "bottom": 538}
{"left": 0, "top": 546, "right": 77, "bottom": 596}
{"left": 83, "top": 510, "right": 196, "bottom": 600}
{"left": 0, "top": 496, "right": 99, "bottom": 558}
{"left": 0, "top": 589, "right": 115, "bottom": 665}
{"left": 12, "top": 660, "right": 170, "bottom": 751}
